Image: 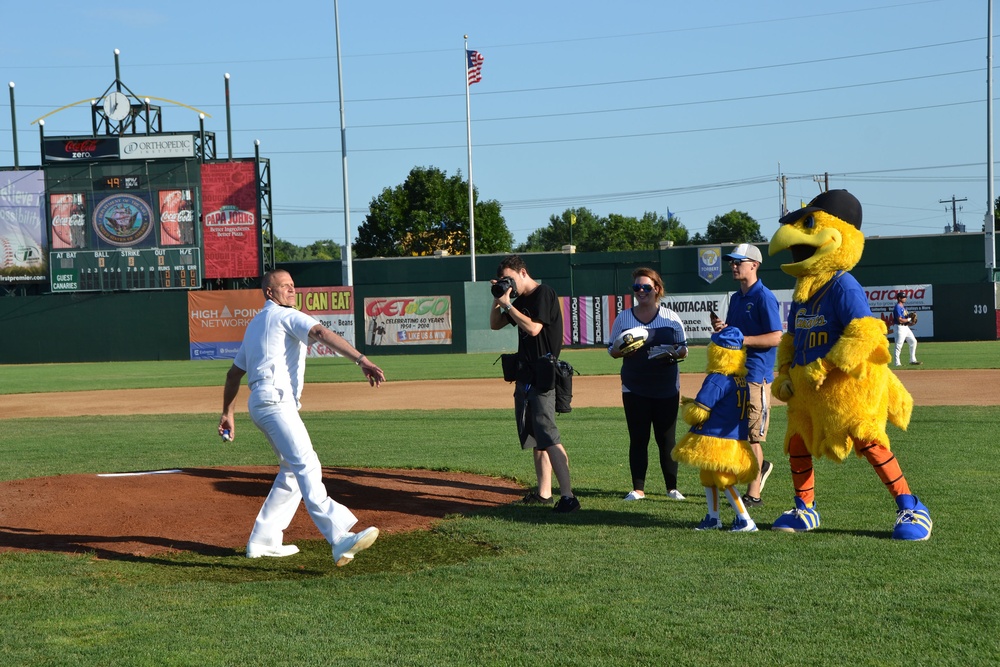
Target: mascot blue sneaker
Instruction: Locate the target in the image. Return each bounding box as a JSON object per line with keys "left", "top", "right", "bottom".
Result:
{"left": 695, "top": 515, "right": 724, "bottom": 531}
{"left": 771, "top": 496, "right": 821, "bottom": 533}
{"left": 892, "top": 494, "right": 932, "bottom": 541}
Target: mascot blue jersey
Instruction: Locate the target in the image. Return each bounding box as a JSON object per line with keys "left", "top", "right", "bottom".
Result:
{"left": 787, "top": 271, "right": 872, "bottom": 367}
{"left": 691, "top": 373, "right": 749, "bottom": 441}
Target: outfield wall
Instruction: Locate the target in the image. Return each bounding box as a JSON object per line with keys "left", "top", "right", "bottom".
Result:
{"left": 0, "top": 233, "right": 996, "bottom": 363}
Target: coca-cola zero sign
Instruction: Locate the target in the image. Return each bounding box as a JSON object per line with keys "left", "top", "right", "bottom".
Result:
{"left": 43, "top": 138, "right": 120, "bottom": 162}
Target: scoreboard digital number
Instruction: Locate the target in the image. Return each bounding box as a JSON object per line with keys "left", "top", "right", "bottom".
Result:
{"left": 93, "top": 175, "right": 143, "bottom": 190}
{"left": 50, "top": 248, "right": 202, "bottom": 292}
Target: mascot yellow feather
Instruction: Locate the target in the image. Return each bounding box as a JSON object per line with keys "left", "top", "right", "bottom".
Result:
{"left": 768, "top": 189, "right": 931, "bottom": 540}
{"left": 672, "top": 327, "right": 759, "bottom": 532}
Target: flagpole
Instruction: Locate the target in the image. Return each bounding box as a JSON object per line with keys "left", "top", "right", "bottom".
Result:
{"left": 334, "top": 0, "right": 353, "bottom": 287}
{"left": 464, "top": 35, "right": 477, "bottom": 282}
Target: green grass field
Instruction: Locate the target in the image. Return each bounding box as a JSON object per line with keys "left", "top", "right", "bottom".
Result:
{"left": 1, "top": 343, "right": 999, "bottom": 665}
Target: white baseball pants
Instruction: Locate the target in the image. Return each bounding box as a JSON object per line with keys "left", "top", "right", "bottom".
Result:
{"left": 246, "top": 389, "right": 357, "bottom": 547}
{"left": 894, "top": 325, "right": 918, "bottom": 365}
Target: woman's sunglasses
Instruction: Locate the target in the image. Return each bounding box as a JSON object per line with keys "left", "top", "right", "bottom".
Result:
{"left": 632, "top": 284, "right": 654, "bottom": 293}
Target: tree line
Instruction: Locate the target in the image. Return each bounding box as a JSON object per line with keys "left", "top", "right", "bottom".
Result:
{"left": 273, "top": 165, "right": 767, "bottom": 262}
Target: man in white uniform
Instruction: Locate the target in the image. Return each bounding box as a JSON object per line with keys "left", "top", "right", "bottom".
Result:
{"left": 219, "top": 269, "right": 386, "bottom": 566}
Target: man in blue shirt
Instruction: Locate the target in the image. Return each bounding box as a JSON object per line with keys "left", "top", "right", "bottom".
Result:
{"left": 716, "top": 243, "right": 783, "bottom": 507}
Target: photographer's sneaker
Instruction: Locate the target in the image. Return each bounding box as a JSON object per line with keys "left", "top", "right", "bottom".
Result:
{"left": 553, "top": 496, "right": 580, "bottom": 513}
{"left": 520, "top": 491, "right": 554, "bottom": 505}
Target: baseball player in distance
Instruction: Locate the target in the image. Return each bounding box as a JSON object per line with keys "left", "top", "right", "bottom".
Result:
{"left": 219, "top": 269, "right": 386, "bottom": 566}
{"left": 892, "top": 293, "right": 921, "bottom": 367}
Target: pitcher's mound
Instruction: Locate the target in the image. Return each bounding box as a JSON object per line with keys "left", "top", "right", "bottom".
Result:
{"left": 0, "top": 466, "right": 524, "bottom": 559}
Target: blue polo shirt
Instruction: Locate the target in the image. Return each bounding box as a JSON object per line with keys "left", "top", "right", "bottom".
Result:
{"left": 726, "top": 280, "right": 781, "bottom": 383}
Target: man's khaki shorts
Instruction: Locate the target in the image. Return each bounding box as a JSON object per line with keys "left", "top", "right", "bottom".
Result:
{"left": 747, "top": 381, "right": 770, "bottom": 444}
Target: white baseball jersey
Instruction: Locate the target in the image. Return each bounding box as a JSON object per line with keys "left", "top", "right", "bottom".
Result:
{"left": 234, "top": 300, "right": 319, "bottom": 406}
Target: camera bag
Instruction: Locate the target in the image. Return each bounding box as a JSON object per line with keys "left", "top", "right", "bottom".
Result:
{"left": 554, "top": 359, "right": 575, "bottom": 413}
{"left": 533, "top": 353, "right": 558, "bottom": 392}
{"left": 498, "top": 353, "right": 520, "bottom": 383}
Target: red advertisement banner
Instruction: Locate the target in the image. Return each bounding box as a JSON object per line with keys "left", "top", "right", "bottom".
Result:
{"left": 200, "top": 162, "right": 260, "bottom": 279}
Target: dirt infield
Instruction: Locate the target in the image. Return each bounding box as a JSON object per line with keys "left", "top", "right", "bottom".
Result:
{"left": 1, "top": 370, "right": 995, "bottom": 559}
{"left": 4, "top": 369, "right": 997, "bottom": 418}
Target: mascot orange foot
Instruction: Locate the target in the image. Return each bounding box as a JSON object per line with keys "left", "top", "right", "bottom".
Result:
{"left": 768, "top": 190, "right": 932, "bottom": 541}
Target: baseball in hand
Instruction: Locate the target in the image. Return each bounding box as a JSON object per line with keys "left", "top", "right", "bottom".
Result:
{"left": 221, "top": 429, "right": 232, "bottom": 442}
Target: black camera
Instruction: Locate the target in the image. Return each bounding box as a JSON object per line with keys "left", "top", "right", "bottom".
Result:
{"left": 491, "top": 276, "right": 518, "bottom": 299}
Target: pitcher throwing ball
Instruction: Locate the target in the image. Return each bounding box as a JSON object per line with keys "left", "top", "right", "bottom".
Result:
{"left": 219, "top": 269, "right": 386, "bottom": 565}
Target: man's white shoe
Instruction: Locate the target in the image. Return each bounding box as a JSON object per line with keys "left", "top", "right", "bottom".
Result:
{"left": 667, "top": 489, "right": 686, "bottom": 501}
{"left": 246, "top": 542, "right": 300, "bottom": 559}
{"left": 333, "top": 527, "right": 380, "bottom": 567}
{"left": 623, "top": 490, "right": 645, "bottom": 501}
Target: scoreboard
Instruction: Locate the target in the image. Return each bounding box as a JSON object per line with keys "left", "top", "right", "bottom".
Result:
{"left": 44, "top": 155, "right": 205, "bottom": 293}
{"left": 51, "top": 248, "right": 201, "bottom": 292}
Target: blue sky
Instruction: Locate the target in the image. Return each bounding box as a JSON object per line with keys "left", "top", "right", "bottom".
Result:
{"left": 1, "top": 0, "right": 994, "bottom": 248}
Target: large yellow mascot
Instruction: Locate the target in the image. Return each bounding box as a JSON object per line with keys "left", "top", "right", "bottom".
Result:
{"left": 769, "top": 189, "right": 932, "bottom": 540}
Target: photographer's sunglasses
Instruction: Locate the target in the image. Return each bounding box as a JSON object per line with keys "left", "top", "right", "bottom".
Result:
{"left": 632, "top": 284, "right": 653, "bottom": 293}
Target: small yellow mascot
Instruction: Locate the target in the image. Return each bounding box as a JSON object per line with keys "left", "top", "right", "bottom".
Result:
{"left": 672, "top": 326, "right": 759, "bottom": 532}
{"left": 769, "top": 189, "right": 931, "bottom": 540}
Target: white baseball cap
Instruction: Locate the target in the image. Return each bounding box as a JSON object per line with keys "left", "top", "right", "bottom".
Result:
{"left": 722, "top": 243, "right": 763, "bottom": 264}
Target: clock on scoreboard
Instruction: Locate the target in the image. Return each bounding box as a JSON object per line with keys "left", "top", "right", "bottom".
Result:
{"left": 50, "top": 248, "right": 201, "bottom": 292}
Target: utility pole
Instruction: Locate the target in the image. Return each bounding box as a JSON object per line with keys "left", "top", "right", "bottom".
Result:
{"left": 813, "top": 172, "right": 829, "bottom": 192}
{"left": 940, "top": 195, "right": 967, "bottom": 233}
{"left": 777, "top": 165, "right": 788, "bottom": 217}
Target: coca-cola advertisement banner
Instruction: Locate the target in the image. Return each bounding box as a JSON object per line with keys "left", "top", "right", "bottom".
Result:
{"left": 200, "top": 161, "right": 260, "bottom": 279}
{"left": 43, "top": 138, "right": 120, "bottom": 162}
{"left": 0, "top": 169, "right": 47, "bottom": 283}
{"left": 158, "top": 190, "right": 196, "bottom": 246}
{"left": 50, "top": 193, "right": 87, "bottom": 249}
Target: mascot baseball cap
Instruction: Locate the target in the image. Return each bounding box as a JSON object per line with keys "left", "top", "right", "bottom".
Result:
{"left": 722, "top": 243, "right": 763, "bottom": 264}
{"left": 779, "top": 189, "right": 862, "bottom": 229}
{"left": 711, "top": 326, "right": 744, "bottom": 350}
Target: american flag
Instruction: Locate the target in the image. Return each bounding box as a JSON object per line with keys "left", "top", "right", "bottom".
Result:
{"left": 466, "top": 50, "right": 484, "bottom": 85}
